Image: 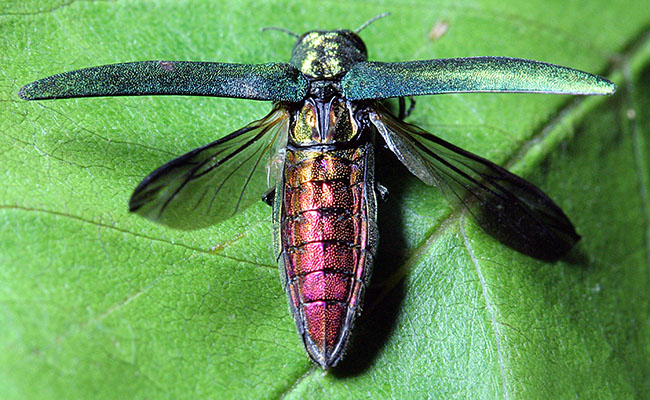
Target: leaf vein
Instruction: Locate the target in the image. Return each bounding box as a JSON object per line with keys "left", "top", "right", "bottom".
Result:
{"left": 460, "top": 220, "right": 509, "bottom": 400}
{"left": 0, "top": 204, "right": 276, "bottom": 270}
{"left": 625, "top": 65, "right": 650, "bottom": 274}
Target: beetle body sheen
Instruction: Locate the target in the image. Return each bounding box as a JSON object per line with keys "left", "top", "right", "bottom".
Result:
{"left": 273, "top": 82, "right": 377, "bottom": 370}
{"left": 272, "top": 32, "right": 379, "bottom": 368}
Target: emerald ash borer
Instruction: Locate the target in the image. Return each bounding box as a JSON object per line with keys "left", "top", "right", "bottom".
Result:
{"left": 19, "top": 14, "right": 615, "bottom": 369}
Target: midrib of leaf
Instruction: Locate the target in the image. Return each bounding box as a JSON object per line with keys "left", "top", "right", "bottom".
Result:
{"left": 278, "top": 367, "right": 318, "bottom": 400}
{"left": 277, "top": 25, "right": 650, "bottom": 400}
{"left": 380, "top": 27, "right": 650, "bottom": 297}
{"left": 4, "top": 2, "right": 649, "bottom": 398}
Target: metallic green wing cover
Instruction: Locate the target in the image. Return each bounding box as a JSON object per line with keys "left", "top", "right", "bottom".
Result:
{"left": 19, "top": 61, "right": 308, "bottom": 102}
{"left": 341, "top": 57, "right": 615, "bottom": 100}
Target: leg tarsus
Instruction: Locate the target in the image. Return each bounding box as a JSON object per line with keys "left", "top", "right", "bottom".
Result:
{"left": 376, "top": 183, "right": 389, "bottom": 203}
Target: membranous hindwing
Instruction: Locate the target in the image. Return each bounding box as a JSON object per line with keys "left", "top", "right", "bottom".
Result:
{"left": 128, "top": 106, "right": 290, "bottom": 230}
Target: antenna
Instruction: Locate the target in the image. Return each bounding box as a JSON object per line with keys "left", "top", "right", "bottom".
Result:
{"left": 260, "top": 26, "right": 300, "bottom": 38}
{"left": 355, "top": 12, "right": 391, "bottom": 33}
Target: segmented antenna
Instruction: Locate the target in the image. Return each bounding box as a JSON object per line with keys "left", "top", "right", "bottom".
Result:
{"left": 355, "top": 12, "right": 391, "bottom": 33}
{"left": 260, "top": 26, "right": 300, "bottom": 38}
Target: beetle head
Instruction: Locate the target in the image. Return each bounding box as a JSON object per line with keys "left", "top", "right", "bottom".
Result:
{"left": 290, "top": 30, "right": 367, "bottom": 79}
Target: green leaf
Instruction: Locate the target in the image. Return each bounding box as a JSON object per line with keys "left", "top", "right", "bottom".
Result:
{"left": 1, "top": 1, "right": 649, "bottom": 399}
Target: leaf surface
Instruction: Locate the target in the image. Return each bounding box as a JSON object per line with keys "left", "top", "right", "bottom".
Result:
{"left": 1, "top": 0, "right": 649, "bottom": 399}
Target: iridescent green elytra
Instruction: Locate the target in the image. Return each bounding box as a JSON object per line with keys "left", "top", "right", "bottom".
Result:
{"left": 18, "top": 15, "right": 615, "bottom": 369}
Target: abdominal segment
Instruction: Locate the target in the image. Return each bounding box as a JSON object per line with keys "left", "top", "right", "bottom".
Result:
{"left": 275, "top": 144, "right": 376, "bottom": 368}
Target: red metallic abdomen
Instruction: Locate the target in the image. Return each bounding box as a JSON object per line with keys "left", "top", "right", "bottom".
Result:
{"left": 274, "top": 144, "right": 376, "bottom": 368}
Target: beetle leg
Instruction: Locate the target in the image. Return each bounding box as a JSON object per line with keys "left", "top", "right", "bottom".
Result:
{"left": 262, "top": 188, "right": 276, "bottom": 206}
{"left": 397, "top": 96, "right": 416, "bottom": 120}
{"left": 376, "top": 182, "right": 389, "bottom": 202}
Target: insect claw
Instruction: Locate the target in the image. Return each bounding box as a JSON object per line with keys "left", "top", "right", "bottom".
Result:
{"left": 376, "top": 183, "right": 389, "bottom": 202}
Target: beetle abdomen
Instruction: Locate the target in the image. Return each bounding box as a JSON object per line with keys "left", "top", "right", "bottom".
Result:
{"left": 275, "top": 144, "right": 376, "bottom": 368}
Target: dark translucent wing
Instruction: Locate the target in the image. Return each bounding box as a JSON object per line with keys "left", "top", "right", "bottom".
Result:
{"left": 19, "top": 61, "right": 308, "bottom": 102}
{"left": 129, "top": 106, "right": 289, "bottom": 230}
{"left": 342, "top": 57, "right": 615, "bottom": 100}
{"left": 370, "top": 107, "right": 580, "bottom": 260}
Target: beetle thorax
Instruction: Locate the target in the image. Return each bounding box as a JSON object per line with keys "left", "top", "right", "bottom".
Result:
{"left": 290, "top": 30, "right": 367, "bottom": 78}
{"left": 289, "top": 82, "right": 359, "bottom": 146}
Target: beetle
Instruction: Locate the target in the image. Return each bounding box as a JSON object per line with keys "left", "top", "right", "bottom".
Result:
{"left": 19, "top": 14, "right": 615, "bottom": 369}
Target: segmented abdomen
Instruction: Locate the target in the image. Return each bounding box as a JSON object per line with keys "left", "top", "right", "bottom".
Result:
{"left": 274, "top": 144, "right": 376, "bottom": 368}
